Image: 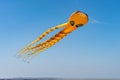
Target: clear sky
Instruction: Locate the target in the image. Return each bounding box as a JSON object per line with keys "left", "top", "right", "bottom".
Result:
{"left": 0, "top": 0, "right": 120, "bottom": 79}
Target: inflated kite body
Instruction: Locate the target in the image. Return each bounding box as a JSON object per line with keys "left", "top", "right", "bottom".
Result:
{"left": 18, "top": 11, "right": 88, "bottom": 62}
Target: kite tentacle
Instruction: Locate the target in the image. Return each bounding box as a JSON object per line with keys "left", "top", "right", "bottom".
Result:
{"left": 30, "top": 30, "right": 70, "bottom": 54}
{"left": 18, "top": 23, "right": 67, "bottom": 57}
{"left": 28, "top": 22, "right": 67, "bottom": 46}
{"left": 21, "top": 29, "right": 71, "bottom": 62}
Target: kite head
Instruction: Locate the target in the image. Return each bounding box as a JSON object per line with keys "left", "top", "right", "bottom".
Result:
{"left": 64, "top": 11, "right": 88, "bottom": 33}
{"left": 69, "top": 11, "right": 88, "bottom": 28}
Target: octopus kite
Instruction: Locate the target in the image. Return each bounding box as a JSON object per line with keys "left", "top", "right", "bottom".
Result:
{"left": 18, "top": 11, "right": 88, "bottom": 62}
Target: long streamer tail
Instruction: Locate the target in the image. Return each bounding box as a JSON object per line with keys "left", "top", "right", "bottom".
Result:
{"left": 17, "top": 23, "right": 67, "bottom": 61}
{"left": 19, "top": 29, "right": 70, "bottom": 63}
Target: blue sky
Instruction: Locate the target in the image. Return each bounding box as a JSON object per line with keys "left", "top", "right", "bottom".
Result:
{"left": 0, "top": 0, "right": 120, "bottom": 78}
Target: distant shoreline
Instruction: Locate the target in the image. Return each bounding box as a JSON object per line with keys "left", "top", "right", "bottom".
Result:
{"left": 0, "top": 78, "right": 120, "bottom": 80}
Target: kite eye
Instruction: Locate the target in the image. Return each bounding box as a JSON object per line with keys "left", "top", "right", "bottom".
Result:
{"left": 76, "top": 24, "right": 83, "bottom": 28}
{"left": 70, "top": 21, "right": 75, "bottom": 26}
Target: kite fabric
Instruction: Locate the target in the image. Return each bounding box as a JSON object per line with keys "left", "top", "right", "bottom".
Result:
{"left": 18, "top": 11, "right": 88, "bottom": 62}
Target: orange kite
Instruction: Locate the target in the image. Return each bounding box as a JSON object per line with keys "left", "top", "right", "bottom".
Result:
{"left": 18, "top": 11, "right": 88, "bottom": 62}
